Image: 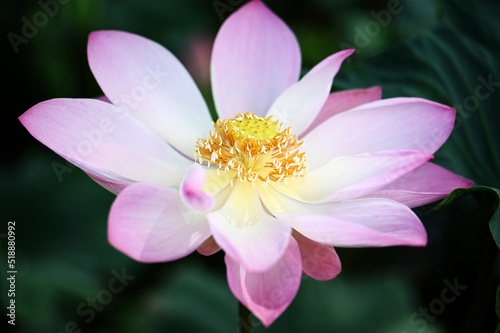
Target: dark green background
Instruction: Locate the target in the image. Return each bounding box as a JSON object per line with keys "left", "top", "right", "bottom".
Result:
{"left": 2, "top": 0, "right": 499, "bottom": 332}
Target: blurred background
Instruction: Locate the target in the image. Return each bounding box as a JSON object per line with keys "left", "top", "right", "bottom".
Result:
{"left": 1, "top": 0, "right": 499, "bottom": 332}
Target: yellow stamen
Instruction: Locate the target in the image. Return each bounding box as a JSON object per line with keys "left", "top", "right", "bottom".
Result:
{"left": 195, "top": 113, "right": 308, "bottom": 185}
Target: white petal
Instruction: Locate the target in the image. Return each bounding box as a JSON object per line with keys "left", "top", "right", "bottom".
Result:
{"left": 259, "top": 186, "right": 426, "bottom": 248}
{"left": 303, "top": 97, "right": 455, "bottom": 168}
{"left": 267, "top": 50, "right": 354, "bottom": 136}
{"left": 279, "top": 150, "right": 432, "bottom": 203}
{"left": 207, "top": 181, "right": 291, "bottom": 273}
{"left": 88, "top": 30, "right": 213, "bottom": 158}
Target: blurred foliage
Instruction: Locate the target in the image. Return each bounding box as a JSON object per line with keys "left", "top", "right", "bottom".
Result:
{"left": 334, "top": 0, "right": 500, "bottom": 330}
{"left": 1, "top": 0, "right": 499, "bottom": 332}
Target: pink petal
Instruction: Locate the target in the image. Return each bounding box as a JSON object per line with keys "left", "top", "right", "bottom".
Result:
{"left": 268, "top": 50, "right": 354, "bottom": 136}
{"left": 285, "top": 200, "right": 425, "bottom": 247}
{"left": 259, "top": 186, "right": 426, "bottom": 247}
{"left": 278, "top": 150, "right": 432, "bottom": 203}
{"left": 364, "top": 162, "right": 473, "bottom": 208}
{"left": 88, "top": 30, "right": 213, "bottom": 158}
{"left": 225, "top": 236, "right": 302, "bottom": 327}
{"left": 19, "top": 98, "right": 190, "bottom": 189}
{"left": 196, "top": 236, "right": 221, "bottom": 256}
{"left": 303, "top": 97, "right": 455, "bottom": 169}
{"left": 300, "top": 86, "right": 382, "bottom": 137}
{"left": 207, "top": 181, "right": 291, "bottom": 273}
{"left": 180, "top": 164, "right": 216, "bottom": 211}
{"left": 293, "top": 231, "right": 341, "bottom": 281}
{"left": 108, "top": 183, "right": 211, "bottom": 262}
{"left": 211, "top": 0, "right": 301, "bottom": 119}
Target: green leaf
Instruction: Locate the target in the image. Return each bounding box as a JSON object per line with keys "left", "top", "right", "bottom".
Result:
{"left": 334, "top": 0, "right": 500, "bottom": 325}
{"left": 434, "top": 186, "right": 500, "bottom": 247}
{"left": 336, "top": 0, "right": 500, "bottom": 186}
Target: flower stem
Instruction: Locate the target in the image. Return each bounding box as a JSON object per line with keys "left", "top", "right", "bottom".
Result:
{"left": 238, "top": 301, "right": 252, "bottom": 333}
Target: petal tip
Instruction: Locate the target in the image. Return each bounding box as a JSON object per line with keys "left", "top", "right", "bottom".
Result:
{"left": 18, "top": 110, "right": 27, "bottom": 123}
{"left": 88, "top": 29, "right": 120, "bottom": 41}
{"left": 261, "top": 316, "right": 277, "bottom": 328}
{"left": 334, "top": 48, "right": 355, "bottom": 63}
{"left": 88, "top": 30, "right": 99, "bottom": 40}
{"left": 233, "top": 0, "right": 275, "bottom": 20}
{"left": 369, "top": 85, "right": 382, "bottom": 98}
{"left": 414, "top": 235, "right": 428, "bottom": 247}
{"left": 342, "top": 48, "right": 356, "bottom": 56}
{"left": 246, "top": 0, "right": 270, "bottom": 10}
{"left": 18, "top": 98, "right": 56, "bottom": 130}
{"left": 88, "top": 30, "right": 110, "bottom": 46}
{"left": 464, "top": 179, "right": 474, "bottom": 188}
{"left": 448, "top": 106, "right": 457, "bottom": 117}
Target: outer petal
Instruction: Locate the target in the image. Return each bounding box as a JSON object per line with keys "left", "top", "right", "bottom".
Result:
{"left": 364, "top": 162, "right": 473, "bottom": 208}
{"left": 19, "top": 98, "right": 191, "bottom": 189}
{"left": 88, "top": 30, "right": 213, "bottom": 158}
{"left": 108, "top": 183, "right": 211, "bottom": 262}
{"left": 211, "top": 0, "right": 301, "bottom": 119}
{"left": 286, "top": 199, "right": 426, "bottom": 247}
{"left": 225, "top": 236, "right": 302, "bottom": 327}
{"left": 303, "top": 97, "right": 456, "bottom": 169}
{"left": 180, "top": 164, "right": 216, "bottom": 211}
{"left": 278, "top": 150, "right": 432, "bottom": 203}
{"left": 300, "top": 86, "right": 382, "bottom": 137}
{"left": 293, "top": 231, "right": 341, "bottom": 281}
{"left": 196, "top": 236, "right": 221, "bottom": 256}
{"left": 259, "top": 186, "right": 426, "bottom": 247}
{"left": 268, "top": 50, "right": 354, "bottom": 136}
{"left": 207, "top": 181, "right": 291, "bottom": 273}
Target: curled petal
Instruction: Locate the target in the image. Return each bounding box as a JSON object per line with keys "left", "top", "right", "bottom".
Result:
{"left": 108, "top": 183, "right": 211, "bottom": 262}
{"left": 180, "top": 164, "right": 216, "bottom": 211}
{"left": 225, "top": 236, "right": 302, "bottom": 327}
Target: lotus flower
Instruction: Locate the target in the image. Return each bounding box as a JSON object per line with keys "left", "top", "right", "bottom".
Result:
{"left": 19, "top": 0, "right": 472, "bottom": 326}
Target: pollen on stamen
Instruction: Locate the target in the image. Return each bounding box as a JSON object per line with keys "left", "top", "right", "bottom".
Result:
{"left": 195, "top": 112, "right": 308, "bottom": 186}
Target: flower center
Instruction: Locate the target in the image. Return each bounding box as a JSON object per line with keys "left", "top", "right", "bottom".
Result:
{"left": 196, "top": 113, "right": 307, "bottom": 185}
{"left": 226, "top": 113, "right": 279, "bottom": 140}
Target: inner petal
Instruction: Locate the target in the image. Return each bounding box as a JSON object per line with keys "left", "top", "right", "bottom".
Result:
{"left": 207, "top": 181, "right": 291, "bottom": 272}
